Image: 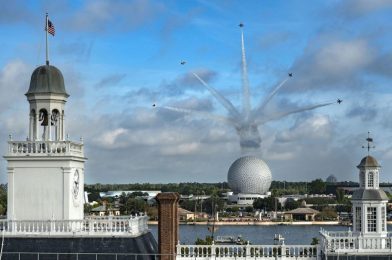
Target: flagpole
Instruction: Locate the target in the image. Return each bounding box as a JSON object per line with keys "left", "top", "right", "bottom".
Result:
{"left": 45, "top": 13, "right": 49, "bottom": 65}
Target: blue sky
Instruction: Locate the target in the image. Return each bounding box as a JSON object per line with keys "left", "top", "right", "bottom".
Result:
{"left": 1, "top": 0, "right": 392, "bottom": 184}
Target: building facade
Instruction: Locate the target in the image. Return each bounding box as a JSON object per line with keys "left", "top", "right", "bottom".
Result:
{"left": 4, "top": 65, "right": 86, "bottom": 221}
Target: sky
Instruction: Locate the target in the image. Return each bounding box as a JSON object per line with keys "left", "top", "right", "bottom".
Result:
{"left": 0, "top": 0, "right": 392, "bottom": 184}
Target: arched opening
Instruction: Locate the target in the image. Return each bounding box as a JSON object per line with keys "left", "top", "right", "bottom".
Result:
{"left": 30, "top": 109, "right": 36, "bottom": 141}
{"left": 52, "top": 109, "right": 60, "bottom": 140}
{"left": 39, "top": 109, "right": 49, "bottom": 140}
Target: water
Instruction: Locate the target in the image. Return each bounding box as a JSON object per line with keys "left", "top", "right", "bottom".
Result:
{"left": 149, "top": 224, "right": 349, "bottom": 245}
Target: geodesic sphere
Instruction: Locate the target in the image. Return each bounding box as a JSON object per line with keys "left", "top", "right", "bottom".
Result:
{"left": 227, "top": 156, "right": 272, "bottom": 194}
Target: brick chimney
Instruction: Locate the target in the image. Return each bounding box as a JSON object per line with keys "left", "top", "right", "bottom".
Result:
{"left": 156, "top": 192, "right": 180, "bottom": 260}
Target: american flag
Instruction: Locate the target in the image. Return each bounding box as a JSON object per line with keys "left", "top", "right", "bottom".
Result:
{"left": 47, "top": 19, "right": 55, "bottom": 36}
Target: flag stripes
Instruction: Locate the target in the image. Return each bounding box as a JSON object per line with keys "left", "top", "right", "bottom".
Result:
{"left": 47, "top": 20, "right": 55, "bottom": 36}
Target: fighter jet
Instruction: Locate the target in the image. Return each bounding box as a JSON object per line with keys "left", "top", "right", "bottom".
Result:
{"left": 337, "top": 99, "right": 342, "bottom": 104}
{"left": 239, "top": 23, "right": 244, "bottom": 27}
{"left": 288, "top": 73, "right": 293, "bottom": 77}
{"left": 180, "top": 61, "right": 186, "bottom": 65}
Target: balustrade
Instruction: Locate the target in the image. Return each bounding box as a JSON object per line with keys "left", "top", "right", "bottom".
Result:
{"left": 176, "top": 244, "right": 318, "bottom": 259}
{"left": 0, "top": 215, "right": 148, "bottom": 237}
{"left": 7, "top": 140, "right": 83, "bottom": 156}
{"left": 320, "top": 229, "right": 392, "bottom": 253}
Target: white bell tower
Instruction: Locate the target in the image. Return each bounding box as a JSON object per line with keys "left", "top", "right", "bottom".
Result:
{"left": 352, "top": 133, "right": 388, "bottom": 237}
{"left": 4, "top": 64, "right": 87, "bottom": 221}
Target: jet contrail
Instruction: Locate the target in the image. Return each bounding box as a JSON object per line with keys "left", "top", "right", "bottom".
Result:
{"left": 256, "top": 102, "right": 335, "bottom": 125}
{"left": 161, "top": 105, "right": 238, "bottom": 127}
{"left": 192, "top": 72, "right": 240, "bottom": 119}
{"left": 240, "top": 28, "right": 251, "bottom": 120}
{"left": 161, "top": 25, "right": 338, "bottom": 154}
{"left": 254, "top": 78, "right": 289, "bottom": 116}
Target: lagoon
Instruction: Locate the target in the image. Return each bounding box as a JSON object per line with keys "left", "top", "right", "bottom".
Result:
{"left": 149, "top": 224, "right": 352, "bottom": 245}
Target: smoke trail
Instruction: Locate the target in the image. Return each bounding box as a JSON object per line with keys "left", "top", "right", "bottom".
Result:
{"left": 253, "top": 78, "right": 289, "bottom": 117}
{"left": 255, "top": 101, "right": 335, "bottom": 125}
{"left": 161, "top": 105, "right": 238, "bottom": 127}
{"left": 240, "top": 29, "right": 251, "bottom": 120}
{"left": 192, "top": 72, "right": 240, "bottom": 119}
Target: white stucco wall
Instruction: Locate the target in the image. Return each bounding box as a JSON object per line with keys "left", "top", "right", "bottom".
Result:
{"left": 6, "top": 157, "right": 85, "bottom": 221}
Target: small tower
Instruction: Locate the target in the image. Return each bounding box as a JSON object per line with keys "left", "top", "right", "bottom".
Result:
{"left": 26, "top": 65, "right": 68, "bottom": 141}
{"left": 352, "top": 134, "right": 388, "bottom": 237}
{"left": 4, "top": 64, "right": 87, "bottom": 221}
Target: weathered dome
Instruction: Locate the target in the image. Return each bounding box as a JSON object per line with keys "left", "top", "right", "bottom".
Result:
{"left": 227, "top": 156, "right": 272, "bottom": 194}
{"left": 26, "top": 65, "right": 68, "bottom": 96}
{"left": 357, "top": 155, "right": 380, "bottom": 168}
{"left": 352, "top": 189, "right": 388, "bottom": 201}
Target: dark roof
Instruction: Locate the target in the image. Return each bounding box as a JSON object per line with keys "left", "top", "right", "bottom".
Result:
{"left": 91, "top": 205, "right": 120, "bottom": 212}
{"left": 285, "top": 208, "right": 319, "bottom": 214}
{"left": 357, "top": 155, "right": 380, "bottom": 168}
{"left": 352, "top": 189, "right": 388, "bottom": 201}
{"left": 26, "top": 65, "right": 68, "bottom": 96}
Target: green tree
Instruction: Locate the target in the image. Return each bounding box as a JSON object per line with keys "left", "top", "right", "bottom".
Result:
{"left": 336, "top": 188, "right": 345, "bottom": 203}
{"left": 203, "top": 196, "right": 225, "bottom": 214}
{"left": 125, "top": 198, "right": 146, "bottom": 213}
{"left": 309, "top": 179, "right": 326, "bottom": 194}
{"left": 311, "top": 237, "right": 319, "bottom": 245}
{"left": 84, "top": 203, "right": 92, "bottom": 214}
{"left": 316, "top": 207, "right": 338, "bottom": 220}
{"left": 180, "top": 200, "right": 197, "bottom": 212}
{"left": 195, "top": 236, "right": 213, "bottom": 245}
{"left": 284, "top": 200, "right": 300, "bottom": 210}
{"left": 253, "top": 197, "right": 280, "bottom": 211}
{"left": 245, "top": 206, "right": 253, "bottom": 212}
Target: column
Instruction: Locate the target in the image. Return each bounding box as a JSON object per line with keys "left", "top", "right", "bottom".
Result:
{"left": 7, "top": 167, "right": 15, "bottom": 221}
{"left": 156, "top": 192, "right": 180, "bottom": 260}
{"left": 29, "top": 114, "right": 33, "bottom": 140}
{"left": 48, "top": 113, "right": 52, "bottom": 141}
{"left": 62, "top": 167, "right": 72, "bottom": 220}
{"left": 61, "top": 112, "right": 65, "bottom": 141}
{"left": 35, "top": 112, "right": 39, "bottom": 140}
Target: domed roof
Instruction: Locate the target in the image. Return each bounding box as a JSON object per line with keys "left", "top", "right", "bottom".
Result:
{"left": 352, "top": 189, "right": 388, "bottom": 201}
{"left": 26, "top": 65, "right": 68, "bottom": 96}
{"left": 326, "top": 174, "right": 337, "bottom": 183}
{"left": 227, "top": 156, "right": 272, "bottom": 194}
{"left": 357, "top": 155, "right": 380, "bottom": 168}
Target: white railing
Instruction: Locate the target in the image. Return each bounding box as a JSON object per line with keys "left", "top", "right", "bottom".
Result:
{"left": 7, "top": 141, "right": 84, "bottom": 156}
{"left": 176, "top": 243, "right": 318, "bottom": 259}
{"left": 0, "top": 215, "right": 149, "bottom": 237}
{"left": 320, "top": 228, "right": 392, "bottom": 253}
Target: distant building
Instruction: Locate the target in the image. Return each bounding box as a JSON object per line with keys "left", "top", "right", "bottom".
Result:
{"left": 326, "top": 174, "right": 337, "bottom": 183}
{"left": 227, "top": 157, "right": 272, "bottom": 205}
{"left": 228, "top": 192, "right": 271, "bottom": 205}
{"left": 90, "top": 205, "right": 121, "bottom": 216}
{"left": 284, "top": 208, "right": 320, "bottom": 221}
{"left": 320, "top": 151, "right": 391, "bottom": 258}
{"left": 178, "top": 208, "right": 195, "bottom": 221}
{"left": 99, "top": 190, "right": 160, "bottom": 200}
{"left": 0, "top": 53, "right": 157, "bottom": 255}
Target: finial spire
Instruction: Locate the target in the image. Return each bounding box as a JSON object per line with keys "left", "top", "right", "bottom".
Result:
{"left": 362, "top": 131, "right": 375, "bottom": 155}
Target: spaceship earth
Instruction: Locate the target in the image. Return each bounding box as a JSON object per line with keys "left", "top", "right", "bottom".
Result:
{"left": 227, "top": 156, "right": 272, "bottom": 194}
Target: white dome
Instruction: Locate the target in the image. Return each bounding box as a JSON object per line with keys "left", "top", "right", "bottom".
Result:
{"left": 227, "top": 156, "right": 272, "bottom": 194}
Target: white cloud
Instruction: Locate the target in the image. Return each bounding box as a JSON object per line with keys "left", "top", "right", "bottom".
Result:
{"left": 96, "top": 128, "right": 128, "bottom": 147}
{"left": 69, "top": 0, "right": 164, "bottom": 33}
{"left": 315, "top": 40, "right": 373, "bottom": 75}
{"left": 275, "top": 115, "right": 332, "bottom": 143}
{"left": 160, "top": 142, "right": 200, "bottom": 156}
{"left": 338, "top": 0, "right": 392, "bottom": 18}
